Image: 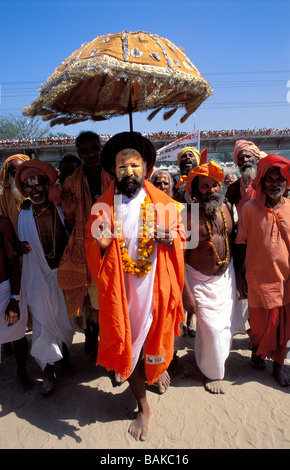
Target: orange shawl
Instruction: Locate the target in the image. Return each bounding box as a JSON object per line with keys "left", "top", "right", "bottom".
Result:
{"left": 57, "top": 166, "right": 93, "bottom": 316}
{"left": 85, "top": 180, "right": 185, "bottom": 384}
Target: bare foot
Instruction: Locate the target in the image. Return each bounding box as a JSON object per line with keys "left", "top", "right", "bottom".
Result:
{"left": 128, "top": 406, "right": 151, "bottom": 441}
{"left": 40, "top": 364, "right": 55, "bottom": 395}
{"left": 273, "top": 362, "right": 290, "bottom": 386}
{"left": 157, "top": 370, "right": 170, "bottom": 394}
{"left": 250, "top": 349, "right": 266, "bottom": 370}
{"left": 205, "top": 379, "right": 225, "bottom": 394}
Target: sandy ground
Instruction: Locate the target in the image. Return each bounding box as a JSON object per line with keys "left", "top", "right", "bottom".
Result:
{"left": 0, "top": 327, "right": 290, "bottom": 451}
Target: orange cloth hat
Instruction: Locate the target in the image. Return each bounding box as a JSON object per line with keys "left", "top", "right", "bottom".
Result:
{"left": 185, "top": 160, "right": 224, "bottom": 195}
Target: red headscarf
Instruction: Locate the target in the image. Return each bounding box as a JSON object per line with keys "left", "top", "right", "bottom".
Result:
{"left": 252, "top": 154, "right": 290, "bottom": 208}
{"left": 15, "top": 159, "right": 61, "bottom": 204}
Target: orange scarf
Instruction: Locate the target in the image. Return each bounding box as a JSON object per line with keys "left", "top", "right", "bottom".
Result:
{"left": 85, "top": 180, "right": 185, "bottom": 384}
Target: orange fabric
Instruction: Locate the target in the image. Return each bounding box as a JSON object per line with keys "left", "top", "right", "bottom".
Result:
{"left": 85, "top": 180, "right": 185, "bottom": 384}
{"left": 57, "top": 166, "right": 93, "bottom": 316}
{"left": 236, "top": 182, "right": 256, "bottom": 215}
{"left": 235, "top": 198, "right": 290, "bottom": 309}
{"left": 175, "top": 174, "right": 187, "bottom": 189}
{"left": 185, "top": 160, "right": 224, "bottom": 195}
{"left": 248, "top": 303, "right": 290, "bottom": 364}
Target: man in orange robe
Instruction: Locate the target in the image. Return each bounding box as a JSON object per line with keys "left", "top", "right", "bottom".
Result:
{"left": 226, "top": 139, "right": 262, "bottom": 215}
{"left": 235, "top": 154, "right": 290, "bottom": 386}
{"left": 85, "top": 132, "right": 185, "bottom": 441}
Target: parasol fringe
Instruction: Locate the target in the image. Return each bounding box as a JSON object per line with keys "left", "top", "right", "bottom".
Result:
{"left": 163, "top": 107, "right": 178, "bottom": 120}
{"left": 147, "top": 107, "right": 162, "bottom": 121}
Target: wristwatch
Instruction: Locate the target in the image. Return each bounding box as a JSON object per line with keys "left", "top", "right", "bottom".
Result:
{"left": 10, "top": 294, "right": 20, "bottom": 301}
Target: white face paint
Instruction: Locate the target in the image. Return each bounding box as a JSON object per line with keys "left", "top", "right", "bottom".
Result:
{"left": 115, "top": 149, "right": 144, "bottom": 181}
{"left": 22, "top": 175, "right": 49, "bottom": 205}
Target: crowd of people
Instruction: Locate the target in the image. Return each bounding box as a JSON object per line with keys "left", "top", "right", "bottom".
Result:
{"left": 0, "top": 127, "right": 289, "bottom": 150}
{"left": 0, "top": 131, "right": 289, "bottom": 442}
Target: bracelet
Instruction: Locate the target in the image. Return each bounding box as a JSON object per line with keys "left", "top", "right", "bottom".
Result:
{"left": 10, "top": 294, "right": 20, "bottom": 301}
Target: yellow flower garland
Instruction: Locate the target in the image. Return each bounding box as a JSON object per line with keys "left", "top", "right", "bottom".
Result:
{"left": 114, "top": 194, "right": 156, "bottom": 278}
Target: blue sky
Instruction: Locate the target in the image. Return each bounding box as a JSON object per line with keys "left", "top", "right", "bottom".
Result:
{"left": 1, "top": 0, "right": 289, "bottom": 136}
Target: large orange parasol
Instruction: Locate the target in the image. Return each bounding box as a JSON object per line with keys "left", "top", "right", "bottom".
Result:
{"left": 23, "top": 30, "right": 212, "bottom": 130}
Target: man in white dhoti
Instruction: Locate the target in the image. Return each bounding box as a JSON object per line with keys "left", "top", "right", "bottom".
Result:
{"left": 86, "top": 132, "right": 185, "bottom": 441}
{"left": 15, "top": 160, "right": 75, "bottom": 394}
{"left": 182, "top": 161, "right": 242, "bottom": 394}
{"left": 0, "top": 215, "right": 33, "bottom": 391}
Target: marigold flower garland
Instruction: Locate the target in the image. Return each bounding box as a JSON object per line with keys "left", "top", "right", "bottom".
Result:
{"left": 205, "top": 209, "right": 229, "bottom": 266}
{"left": 114, "top": 195, "right": 156, "bottom": 278}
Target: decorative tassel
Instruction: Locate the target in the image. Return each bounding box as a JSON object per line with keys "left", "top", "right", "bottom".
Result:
{"left": 147, "top": 107, "right": 162, "bottom": 121}
{"left": 163, "top": 107, "right": 178, "bottom": 120}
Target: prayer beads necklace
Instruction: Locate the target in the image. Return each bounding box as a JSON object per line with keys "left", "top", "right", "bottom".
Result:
{"left": 205, "top": 209, "right": 229, "bottom": 266}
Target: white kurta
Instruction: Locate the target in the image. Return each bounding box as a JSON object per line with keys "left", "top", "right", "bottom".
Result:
{"left": 116, "top": 188, "right": 157, "bottom": 374}
{"left": 18, "top": 207, "right": 75, "bottom": 370}
{"left": 0, "top": 279, "right": 28, "bottom": 361}
{"left": 186, "top": 259, "right": 239, "bottom": 380}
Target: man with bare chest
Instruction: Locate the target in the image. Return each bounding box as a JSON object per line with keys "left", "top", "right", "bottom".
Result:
{"left": 15, "top": 160, "right": 75, "bottom": 394}
{"left": 182, "top": 161, "right": 240, "bottom": 394}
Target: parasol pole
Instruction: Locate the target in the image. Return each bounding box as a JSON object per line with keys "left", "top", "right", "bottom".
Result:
{"left": 128, "top": 91, "right": 133, "bottom": 132}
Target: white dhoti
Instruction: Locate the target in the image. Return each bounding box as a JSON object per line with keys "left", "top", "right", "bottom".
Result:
{"left": 116, "top": 188, "right": 157, "bottom": 375}
{"left": 18, "top": 208, "right": 75, "bottom": 371}
{"left": 0, "top": 279, "right": 28, "bottom": 354}
{"left": 186, "top": 260, "right": 238, "bottom": 380}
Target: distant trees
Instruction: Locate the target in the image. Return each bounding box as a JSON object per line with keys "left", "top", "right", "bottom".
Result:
{"left": 0, "top": 114, "right": 49, "bottom": 140}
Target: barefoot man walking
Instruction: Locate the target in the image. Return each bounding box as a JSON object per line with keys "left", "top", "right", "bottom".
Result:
{"left": 85, "top": 132, "right": 185, "bottom": 441}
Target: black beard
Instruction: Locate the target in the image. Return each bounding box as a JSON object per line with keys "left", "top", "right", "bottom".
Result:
{"left": 116, "top": 175, "right": 143, "bottom": 198}
{"left": 179, "top": 159, "right": 197, "bottom": 176}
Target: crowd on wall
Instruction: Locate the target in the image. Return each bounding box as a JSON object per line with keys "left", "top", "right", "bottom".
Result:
{"left": 0, "top": 128, "right": 289, "bottom": 149}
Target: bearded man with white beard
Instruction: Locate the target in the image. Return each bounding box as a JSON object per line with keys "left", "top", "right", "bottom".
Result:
{"left": 226, "top": 140, "right": 263, "bottom": 217}
{"left": 182, "top": 161, "right": 242, "bottom": 394}
{"left": 0, "top": 154, "right": 31, "bottom": 234}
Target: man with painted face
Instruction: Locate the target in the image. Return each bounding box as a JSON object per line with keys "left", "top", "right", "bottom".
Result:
{"left": 15, "top": 160, "right": 75, "bottom": 394}
{"left": 182, "top": 161, "right": 242, "bottom": 394}
{"left": 235, "top": 155, "right": 290, "bottom": 387}
{"left": 85, "top": 132, "right": 185, "bottom": 442}
{"left": 226, "top": 140, "right": 262, "bottom": 216}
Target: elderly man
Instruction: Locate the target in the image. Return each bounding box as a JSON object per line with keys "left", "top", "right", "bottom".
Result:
{"left": 85, "top": 131, "right": 185, "bottom": 441}
{"left": 174, "top": 146, "right": 201, "bottom": 204}
{"left": 223, "top": 172, "right": 238, "bottom": 189}
{"left": 226, "top": 140, "right": 262, "bottom": 216}
{"left": 0, "top": 154, "right": 30, "bottom": 234}
{"left": 151, "top": 169, "right": 174, "bottom": 198}
{"left": 0, "top": 214, "right": 32, "bottom": 391}
{"left": 235, "top": 154, "right": 290, "bottom": 386}
{"left": 15, "top": 160, "right": 75, "bottom": 394}
{"left": 182, "top": 161, "right": 241, "bottom": 394}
